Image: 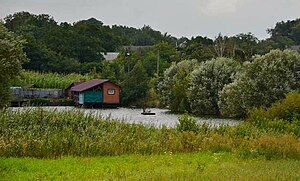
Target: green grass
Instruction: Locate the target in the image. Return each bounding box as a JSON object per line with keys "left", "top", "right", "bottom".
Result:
{"left": 1, "top": 152, "right": 300, "bottom": 180}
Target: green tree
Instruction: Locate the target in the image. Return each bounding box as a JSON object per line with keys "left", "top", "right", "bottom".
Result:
{"left": 189, "top": 58, "right": 240, "bottom": 116}
{"left": 158, "top": 59, "right": 199, "bottom": 112}
{"left": 219, "top": 50, "right": 300, "bottom": 117}
{"left": 0, "top": 23, "right": 27, "bottom": 107}
{"left": 181, "top": 36, "right": 215, "bottom": 62}
{"left": 122, "top": 60, "right": 149, "bottom": 105}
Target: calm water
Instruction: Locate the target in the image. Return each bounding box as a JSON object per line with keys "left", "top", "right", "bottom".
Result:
{"left": 10, "top": 106, "right": 241, "bottom": 128}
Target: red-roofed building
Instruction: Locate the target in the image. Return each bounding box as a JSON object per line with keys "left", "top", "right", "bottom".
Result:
{"left": 68, "top": 79, "right": 120, "bottom": 107}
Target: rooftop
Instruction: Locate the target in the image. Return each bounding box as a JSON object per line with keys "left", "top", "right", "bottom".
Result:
{"left": 71, "top": 79, "right": 109, "bottom": 92}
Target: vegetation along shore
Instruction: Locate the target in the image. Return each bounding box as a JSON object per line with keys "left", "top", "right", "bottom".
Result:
{"left": 1, "top": 11, "right": 300, "bottom": 180}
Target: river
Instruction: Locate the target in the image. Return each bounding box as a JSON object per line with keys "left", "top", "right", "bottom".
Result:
{"left": 10, "top": 106, "right": 241, "bottom": 128}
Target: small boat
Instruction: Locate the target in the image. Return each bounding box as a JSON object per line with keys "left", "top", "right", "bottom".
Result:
{"left": 141, "top": 111, "right": 156, "bottom": 115}
{"left": 141, "top": 108, "right": 156, "bottom": 115}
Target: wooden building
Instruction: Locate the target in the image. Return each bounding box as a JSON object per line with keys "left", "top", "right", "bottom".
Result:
{"left": 70, "top": 79, "right": 120, "bottom": 107}
{"left": 65, "top": 82, "right": 84, "bottom": 99}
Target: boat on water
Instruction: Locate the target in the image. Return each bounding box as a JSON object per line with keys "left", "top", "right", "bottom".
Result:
{"left": 141, "top": 111, "right": 156, "bottom": 115}
{"left": 141, "top": 107, "right": 156, "bottom": 115}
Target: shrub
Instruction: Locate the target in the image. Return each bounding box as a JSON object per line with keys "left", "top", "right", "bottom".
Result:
{"left": 248, "top": 92, "right": 300, "bottom": 134}
{"left": 176, "top": 113, "right": 197, "bottom": 132}
{"left": 255, "top": 134, "right": 300, "bottom": 160}
{"left": 260, "top": 92, "right": 300, "bottom": 121}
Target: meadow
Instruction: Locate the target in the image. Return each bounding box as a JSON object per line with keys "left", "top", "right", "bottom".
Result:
{"left": 2, "top": 152, "right": 300, "bottom": 180}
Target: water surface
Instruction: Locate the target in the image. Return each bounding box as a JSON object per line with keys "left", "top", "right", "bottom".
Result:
{"left": 11, "top": 106, "right": 241, "bottom": 128}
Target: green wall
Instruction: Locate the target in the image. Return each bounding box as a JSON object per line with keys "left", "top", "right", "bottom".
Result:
{"left": 83, "top": 91, "right": 102, "bottom": 103}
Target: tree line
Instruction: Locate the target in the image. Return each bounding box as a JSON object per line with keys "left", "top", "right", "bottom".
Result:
{"left": 1, "top": 11, "right": 300, "bottom": 111}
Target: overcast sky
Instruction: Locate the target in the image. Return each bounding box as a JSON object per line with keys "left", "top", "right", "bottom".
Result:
{"left": 1, "top": 0, "right": 300, "bottom": 39}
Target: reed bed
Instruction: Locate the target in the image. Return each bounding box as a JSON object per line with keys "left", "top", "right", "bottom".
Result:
{"left": 1, "top": 108, "right": 300, "bottom": 159}
{"left": 13, "top": 71, "right": 92, "bottom": 89}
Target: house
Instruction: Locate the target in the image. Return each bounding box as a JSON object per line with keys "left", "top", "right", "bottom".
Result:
{"left": 290, "top": 45, "right": 300, "bottom": 52}
{"left": 101, "top": 52, "right": 119, "bottom": 61}
{"left": 70, "top": 79, "right": 120, "bottom": 107}
{"left": 64, "top": 81, "right": 85, "bottom": 99}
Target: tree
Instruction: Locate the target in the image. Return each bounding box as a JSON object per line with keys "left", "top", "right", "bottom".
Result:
{"left": 142, "top": 41, "right": 180, "bottom": 77}
{"left": 219, "top": 50, "right": 300, "bottom": 117}
{"left": 122, "top": 60, "right": 149, "bottom": 105}
{"left": 0, "top": 22, "right": 27, "bottom": 107}
{"left": 158, "top": 59, "right": 199, "bottom": 112}
{"left": 181, "top": 36, "right": 215, "bottom": 62}
{"left": 189, "top": 58, "right": 240, "bottom": 116}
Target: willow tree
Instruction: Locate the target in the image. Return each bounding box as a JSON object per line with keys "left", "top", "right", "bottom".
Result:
{"left": 158, "top": 59, "right": 199, "bottom": 112}
{"left": 0, "top": 22, "right": 27, "bottom": 108}
{"left": 189, "top": 57, "right": 240, "bottom": 116}
{"left": 219, "top": 50, "right": 300, "bottom": 117}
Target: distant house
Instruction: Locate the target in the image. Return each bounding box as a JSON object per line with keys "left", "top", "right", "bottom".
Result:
{"left": 290, "top": 45, "right": 300, "bottom": 52}
{"left": 123, "top": 46, "right": 153, "bottom": 52}
{"left": 101, "top": 52, "right": 119, "bottom": 61}
{"left": 70, "top": 79, "right": 120, "bottom": 107}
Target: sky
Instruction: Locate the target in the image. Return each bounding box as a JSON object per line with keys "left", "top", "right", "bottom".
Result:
{"left": 1, "top": 0, "right": 300, "bottom": 40}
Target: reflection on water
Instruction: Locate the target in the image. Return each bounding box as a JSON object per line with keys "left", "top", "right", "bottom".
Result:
{"left": 10, "top": 106, "right": 241, "bottom": 128}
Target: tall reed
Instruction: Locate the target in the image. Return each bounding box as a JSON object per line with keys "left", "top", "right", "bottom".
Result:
{"left": 1, "top": 108, "right": 300, "bottom": 159}
{"left": 12, "top": 71, "right": 92, "bottom": 89}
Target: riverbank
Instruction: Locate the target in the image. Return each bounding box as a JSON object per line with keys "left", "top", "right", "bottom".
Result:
{"left": 9, "top": 106, "right": 239, "bottom": 128}
{"left": 1, "top": 152, "right": 300, "bottom": 180}
{"left": 1, "top": 108, "right": 300, "bottom": 159}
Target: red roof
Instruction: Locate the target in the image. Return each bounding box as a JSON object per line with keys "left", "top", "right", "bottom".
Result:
{"left": 71, "top": 79, "right": 109, "bottom": 92}
{"left": 65, "top": 82, "right": 84, "bottom": 90}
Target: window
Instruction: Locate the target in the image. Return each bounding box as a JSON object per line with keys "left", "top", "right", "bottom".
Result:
{"left": 107, "top": 89, "right": 115, "bottom": 95}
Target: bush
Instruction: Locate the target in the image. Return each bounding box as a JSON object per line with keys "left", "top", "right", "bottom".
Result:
{"left": 255, "top": 134, "right": 300, "bottom": 160}
{"left": 254, "top": 92, "right": 300, "bottom": 121}
{"left": 176, "top": 113, "right": 197, "bottom": 132}
{"left": 247, "top": 93, "right": 300, "bottom": 136}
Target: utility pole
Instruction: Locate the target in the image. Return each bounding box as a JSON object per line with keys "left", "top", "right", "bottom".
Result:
{"left": 157, "top": 49, "right": 160, "bottom": 77}
{"left": 126, "top": 51, "right": 130, "bottom": 74}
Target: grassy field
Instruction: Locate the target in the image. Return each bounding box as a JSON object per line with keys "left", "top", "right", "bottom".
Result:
{"left": 1, "top": 152, "right": 300, "bottom": 180}
{"left": 1, "top": 94, "right": 300, "bottom": 180}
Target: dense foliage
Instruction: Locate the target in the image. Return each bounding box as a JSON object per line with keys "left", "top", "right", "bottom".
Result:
{"left": 3, "top": 11, "right": 300, "bottom": 109}
{"left": 219, "top": 50, "right": 300, "bottom": 117}
{"left": 158, "top": 60, "right": 199, "bottom": 112}
{"left": 5, "top": 12, "right": 300, "bottom": 75}
{"left": 189, "top": 58, "right": 240, "bottom": 115}
{"left": 266, "top": 18, "right": 300, "bottom": 49}
{"left": 0, "top": 23, "right": 27, "bottom": 108}
{"left": 4, "top": 12, "right": 178, "bottom": 73}
{"left": 249, "top": 92, "right": 300, "bottom": 122}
